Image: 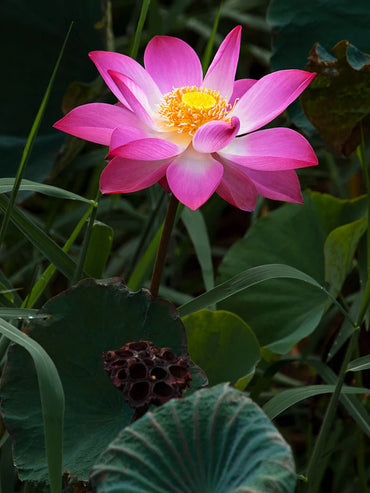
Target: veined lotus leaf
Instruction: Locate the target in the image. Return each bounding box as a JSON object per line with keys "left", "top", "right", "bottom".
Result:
{"left": 0, "top": 278, "right": 206, "bottom": 485}
{"left": 90, "top": 383, "right": 296, "bottom": 493}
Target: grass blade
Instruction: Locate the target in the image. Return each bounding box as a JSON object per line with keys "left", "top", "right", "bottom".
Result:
{"left": 130, "top": 0, "right": 151, "bottom": 60}
{"left": 24, "top": 204, "right": 95, "bottom": 308}
{"left": 181, "top": 208, "right": 214, "bottom": 292}
{"left": 201, "top": 3, "right": 222, "bottom": 72}
{"left": 0, "top": 318, "right": 64, "bottom": 493}
{"left": 263, "top": 384, "right": 370, "bottom": 420}
{"left": 178, "top": 264, "right": 354, "bottom": 327}
{"left": 0, "top": 308, "right": 45, "bottom": 319}
{"left": 127, "top": 202, "right": 183, "bottom": 291}
{"left": 347, "top": 355, "right": 370, "bottom": 372}
{"left": 0, "top": 178, "right": 94, "bottom": 204}
{"left": 307, "top": 356, "right": 370, "bottom": 436}
{"left": 0, "top": 195, "right": 78, "bottom": 281}
{"left": 0, "top": 22, "right": 73, "bottom": 245}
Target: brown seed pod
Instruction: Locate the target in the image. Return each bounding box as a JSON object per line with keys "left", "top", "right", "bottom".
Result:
{"left": 102, "top": 340, "right": 192, "bottom": 413}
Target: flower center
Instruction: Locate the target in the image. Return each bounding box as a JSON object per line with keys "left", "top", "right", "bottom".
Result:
{"left": 157, "top": 86, "right": 233, "bottom": 135}
{"left": 181, "top": 91, "right": 216, "bottom": 109}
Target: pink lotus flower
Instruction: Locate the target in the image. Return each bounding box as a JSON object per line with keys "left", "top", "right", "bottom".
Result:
{"left": 54, "top": 26, "right": 317, "bottom": 211}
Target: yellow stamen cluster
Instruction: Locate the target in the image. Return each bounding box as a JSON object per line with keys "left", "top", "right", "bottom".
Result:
{"left": 157, "top": 86, "right": 233, "bottom": 135}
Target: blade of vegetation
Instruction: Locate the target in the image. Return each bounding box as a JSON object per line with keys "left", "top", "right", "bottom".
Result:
{"left": 327, "top": 289, "right": 362, "bottom": 361}
{"left": 0, "top": 318, "right": 64, "bottom": 493}
{"left": 0, "top": 271, "right": 22, "bottom": 307}
{"left": 73, "top": 193, "right": 100, "bottom": 283}
{"left": 24, "top": 204, "right": 95, "bottom": 308}
{"left": 201, "top": 3, "right": 222, "bottom": 72}
{"left": 0, "top": 195, "right": 78, "bottom": 281}
{"left": 128, "top": 203, "right": 183, "bottom": 291}
{"left": 263, "top": 384, "right": 370, "bottom": 420}
{"left": 126, "top": 191, "right": 166, "bottom": 279}
{"left": 347, "top": 355, "right": 370, "bottom": 372}
{"left": 182, "top": 208, "right": 214, "bottom": 292}
{"left": 128, "top": 223, "right": 163, "bottom": 290}
{"left": 0, "top": 178, "right": 93, "bottom": 204}
{"left": 0, "top": 22, "right": 73, "bottom": 246}
{"left": 0, "top": 308, "right": 45, "bottom": 319}
{"left": 178, "top": 264, "right": 353, "bottom": 326}
{"left": 307, "top": 356, "right": 370, "bottom": 436}
{"left": 129, "top": 0, "right": 151, "bottom": 59}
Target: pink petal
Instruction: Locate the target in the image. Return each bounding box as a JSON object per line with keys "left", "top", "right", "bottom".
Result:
{"left": 100, "top": 156, "right": 169, "bottom": 194}
{"left": 166, "top": 147, "right": 223, "bottom": 210}
{"left": 244, "top": 167, "right": 303, "bottom": 203}
{"left": 193, "top": 117, "right": 240, "bottom": 153}
{"left": 106, "top": 126, "right": 150, "bottom": 159}
{"left": 215, "top": 157, "right": 258, "bottom": 211}
{"left": 218, "top": 128, "right": 318, "bottom": 170}
{"left": 229, "top": 78, "right": 257, "bottom": 107}
{"left": 53, "top": 103, "right": 142, "bottom": 145}
{"left": 144, "top": 36, "right": 203, "bottom": 94}
{"left": 202, "top": 26, "right": 242, "bottom": 101}
{"left": 108, "top": 70, "right": 155, "bottom": 127}
{"left": 89, "top": 51, "right": 162, "bottom": 108}
{"left": 110, "top": 138, "right": 182, "bottom": 161}
{"left": 232, "top": 70, "right": 316, "bottom": 134}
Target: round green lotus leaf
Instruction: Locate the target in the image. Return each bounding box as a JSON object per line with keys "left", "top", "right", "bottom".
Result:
{"left": 183, "top": 309, "right": 261, "bottom": 386}
{"left": 0, "top": 279, "right": 206, "bottom": 484}
{"left": 90, "top": 383, "right": 296, "bottom": 493}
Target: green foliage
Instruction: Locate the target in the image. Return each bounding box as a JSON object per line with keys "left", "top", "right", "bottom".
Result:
{"left": 216, "top": 192, "right": 366, "bottom": 353}
{"left": 324, "top": 217, "right": 367, "bottom": 299}
{"left": 263, "top": 384, "right": 370, "bottom": 420}
{"left": 268, "top": 0, "right": 370, "bottom": 131}
{"left": 83, "top": 221, "right": 114, "bottom": 278}
{"left": 268, "top": 0, "right": 370, "bottom": 71}
{"left": 0, "top": 318, "right": 64, "bottom": 493}
{"left": 90, "top": 383, "right": 297, "bottom": 493}
{"left": 301, "top": 41, "right": 370, "bottom": 155}
{"left": 0, "top": 279, "right": 206, "bottom": 485}
{"left": 183, "top": 309, "right": 260, "bottom": 386}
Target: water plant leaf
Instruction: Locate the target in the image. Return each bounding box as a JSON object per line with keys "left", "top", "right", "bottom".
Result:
{"left": 300, "top": 40, "right": 370, "bottom": 155}
{"left": 83, "top": 221, "right": 114, "bottom": 278}
{"left": 0, "top": 279, "right": 205, "bottom": 485}
{"left": 268, "top": 0, "right": 370, "bottom": 72}
{"left": 215, "top": 192, "right": 365, "bottom": 353}
{"left": 182, "top": 310, "right": 260, "bottom": 386}
{"left": 90, "top": 383, "right": 297, "bottom": 493}
{"left": 324, "top": 216, "right": 367, "bottom": 298}
{"left": 267, "top": 0, "right": 370, "bottom": 131}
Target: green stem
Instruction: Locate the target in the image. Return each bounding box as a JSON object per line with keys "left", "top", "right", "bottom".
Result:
{"left": 306, "top": 328, "right": 359, "bottom": 492}
{"left": 127, "top": 192, "right": 166, "bottom": 279}
{"left": 149, "top": 194, "right": 179, "bottom": 297}
{"left": 129, "top": 0, "right": 151, "bottom": 60}
{"left": 72, "top": 191, "right": 100, "bottom": 284}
